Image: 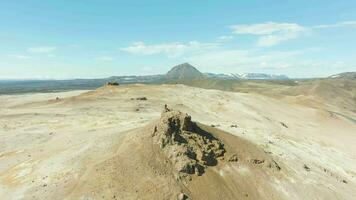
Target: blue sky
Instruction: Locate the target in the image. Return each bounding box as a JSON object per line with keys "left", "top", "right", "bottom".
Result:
{"left": 0, "top": 0, "right": 356, "bottom": 79}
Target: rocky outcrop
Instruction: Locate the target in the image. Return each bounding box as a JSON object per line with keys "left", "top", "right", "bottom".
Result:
{"left": 130, "top": 97, "right": 147, "bottom": 101}
{"left": 152, "top": 106, "right": 225, "bottom": 178}
{"left": 106, "top": 81, "right": 119, "bottom": 86}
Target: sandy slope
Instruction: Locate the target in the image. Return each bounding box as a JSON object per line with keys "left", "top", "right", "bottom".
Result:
{"left": 0, "top": 84, "right": 355, "bottom": 199}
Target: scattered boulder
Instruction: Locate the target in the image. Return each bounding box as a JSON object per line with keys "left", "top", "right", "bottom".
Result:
{"left": 268, "top": 160, "right": 281, "bottom": 171}
{"left": 250, "top": 159, "right": 265, "bottom": 165}
{"left": 280, "top": 122, "right": 288, "bottom": 128}
{"left": 137, "top": 97, "right": 147, "bottom": 100}
{"left": 249, "top": 158, "right": 281, "bottom": 171}
{"left": 210, "top": 124, "right": 220, "bottom": 127}
{"left": 177, "top": 192, "right": 189, "bottom": 200}
{"left": 228, "top": 154, "right": 238, "bottom": 162}
{"left": 303, "top": 164, "right": 311, "bottom": 172}
{"left": 230, "top": 124, "right": 238, "bottom": 128}
{"left": 152, "top": 106, "right": 226, "bottom": 178}
{"left": 131, "top": 97, "right": 148, "bottom": 101}
{"left": 163, "top": 104, "right": 171, "bottom": 112}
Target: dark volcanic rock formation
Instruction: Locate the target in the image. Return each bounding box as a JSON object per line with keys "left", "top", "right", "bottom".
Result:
{"left": 152, "top": 106, "right": 225, "bottom": 178}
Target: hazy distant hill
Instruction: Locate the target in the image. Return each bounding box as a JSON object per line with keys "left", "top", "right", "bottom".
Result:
{"left": 329, "top": 72, "right": 356, "bottom": 79}
{"left": 205, "top": 72, "right": 289, "bottom": 80}
{"left": 108, "top": 74, "right": 164, "bottom": 83}
{"left": 203, "top": 73, "right": 236, "bottom": 79}
{"left": 231, "top": 73, "right": 289, "bottom": 80}
{"left": 166, "top": 63, "right": 204, "bottom": 79}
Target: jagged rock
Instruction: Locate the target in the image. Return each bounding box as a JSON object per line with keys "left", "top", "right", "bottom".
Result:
{"left": 163, "top": 104, "right": 171, "bottom": 113}
{"left": 250, "top": 159, "right": 265, "bottom": 165}
{"left": 280, "top": 122, "right": 288, "bottom": 128}
{"left": 268, "top": 160, "right": 281, "bottom": 171}
{"left": 228, "top": 154, "right": 238, "bottom": 162}
{"left": 131, "top": 97, "right": 147, "bottom": 101}
{"left": 304, "top": 164, "right": 311, "bottom": 171}
{"left": 152, "top": 106, "right": 225, "bottom": 178}
{"left": 177, "top": 192, "right": 189, "bottom": 200}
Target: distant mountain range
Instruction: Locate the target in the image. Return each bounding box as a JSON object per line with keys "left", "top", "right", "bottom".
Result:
{"left": 107, "top": 62, "right": 290, "bottom": 84}
{"left": 1, "top": 62, "right": 353, "bottom": 95}
{"left": 165, "top": 63, "right": 289, "bottom": 80}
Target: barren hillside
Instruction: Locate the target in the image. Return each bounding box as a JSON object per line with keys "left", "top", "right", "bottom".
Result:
{"left": 0, "top": 84, "right": 355, "bottom": 199}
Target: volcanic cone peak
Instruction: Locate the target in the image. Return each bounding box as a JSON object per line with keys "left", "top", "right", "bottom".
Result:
{"left": 152, "top": 106, "right": 226, "bottom": 178}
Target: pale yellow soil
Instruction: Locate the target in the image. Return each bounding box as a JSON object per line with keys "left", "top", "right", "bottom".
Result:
{"left": 0, "top": 84, "right": 355, "bottom": 199}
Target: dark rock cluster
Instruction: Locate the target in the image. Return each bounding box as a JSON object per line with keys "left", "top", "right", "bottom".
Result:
{"left": 106, "top": 81, "right": 119, "bottom": 86}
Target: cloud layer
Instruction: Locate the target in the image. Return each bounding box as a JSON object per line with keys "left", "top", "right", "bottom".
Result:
{"left": 27, "top": 46, "right": 57, "bottom": 53}
{"left": 96, "top": 56, "right": 115, "bottom": 61}
{"left": 315, "top": 21, "right": 356, "bottom": 29}
{"left": 120, "top": 41, "right": 217, "bottom": 56}
{"left": 8, "top": 54, "right": 31, "bottom": 60}
{"left": 230, "top": 22, "right": 308, "bottom": 46}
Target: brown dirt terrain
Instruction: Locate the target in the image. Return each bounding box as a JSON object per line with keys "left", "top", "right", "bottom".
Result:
{"left": 0, "top": 83, "right": 355, "bottom": 199}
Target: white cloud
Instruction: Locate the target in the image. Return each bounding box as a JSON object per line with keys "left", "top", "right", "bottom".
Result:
{"left": 315, "top": 21, "right": 356, "bottom": 29}
{"left": 230, "top": 22, "right": 306, "bottom": 35}
{"left": 120, "top": 41, "right": 217, "bottom": 56}
{"left": 27, "top": 46, "right": 57, "bottom": 53}
{"left": 68, "top": 44, "right": 80, "bottom": 48}
{"left": 8, "top": 54, "right": 31, "bottom": 60}
{"left": 257, "top": 33, "right": 300, "bottom": 47}
{"left": 230, "top": 22, "right": 307, "bottom": 47}
{"left": 217, "top": 35, "right": 234, "bottom": 42}
{"left": 186, "top": 49, "right": 305, "bottom": 73}
{"left": 185, "top": 47, "right": 353, "bottom": 78}
{"left": 96, "top": 56, "right": 115, "bottom": 61}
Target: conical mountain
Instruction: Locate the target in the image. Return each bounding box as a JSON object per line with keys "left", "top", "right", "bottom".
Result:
{"left": 166, "top": 63, "right": 204, "bottom": 79}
